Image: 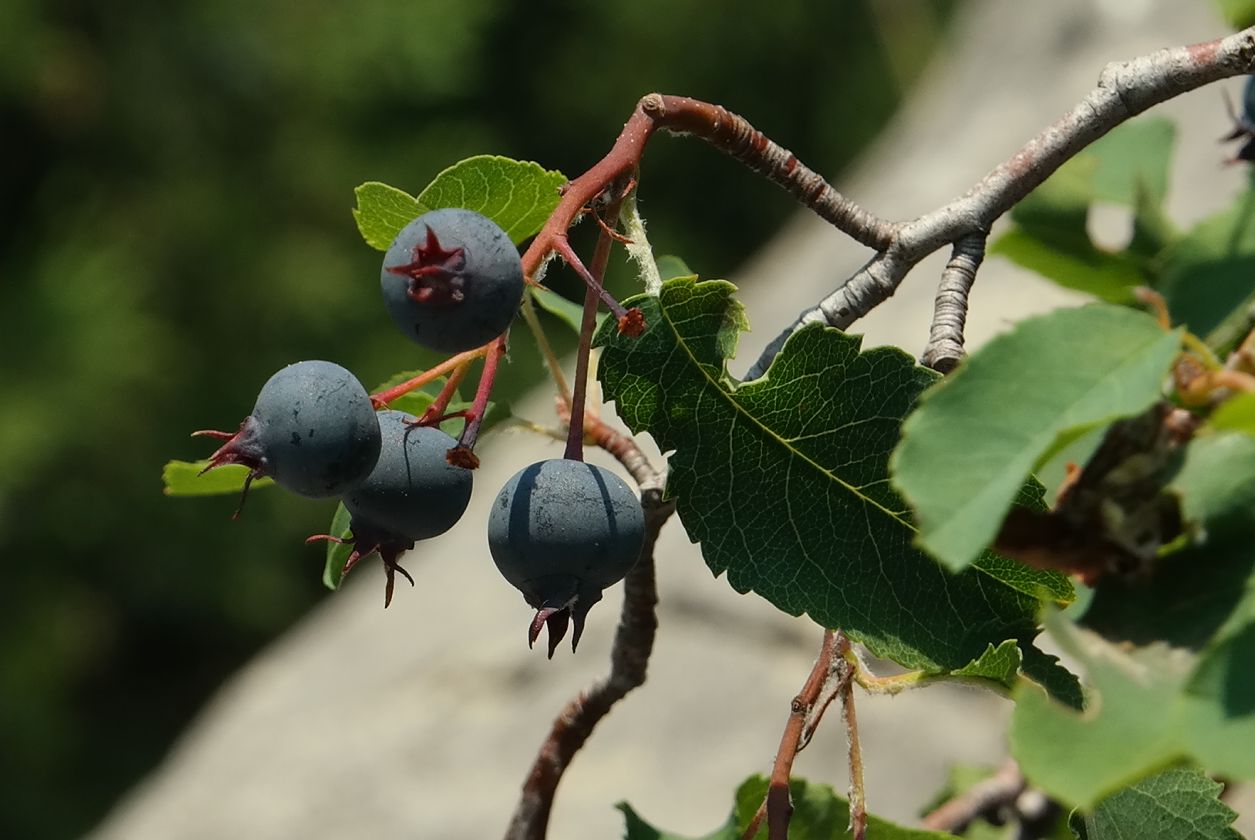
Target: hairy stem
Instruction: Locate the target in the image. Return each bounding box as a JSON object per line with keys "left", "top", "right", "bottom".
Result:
{"left": 836, "top": 634, "right": 866, "bottom": 840}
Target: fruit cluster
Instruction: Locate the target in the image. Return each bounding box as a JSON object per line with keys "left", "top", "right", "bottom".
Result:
{"left": 192, "top": 207, "right": 645, "bottom": 652}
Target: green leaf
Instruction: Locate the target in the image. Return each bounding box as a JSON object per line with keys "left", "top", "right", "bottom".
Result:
{"left": 1157, "top": 188, "right": 1255, "bottom": 342}
{"left": 1031, "top": 424, "right": 1108, "bottom": 510}
{"left": 1086, "top": 118, "right": 1175, "bottom": 208}
{"left": 415, "top": 155, "right": 565, "bottom": 245}
{"left": 162, "top": 460, "right": 273, "bottom": 497}
{"left": 596, "top": 276, "right": 1071, "bottom": 675}
{"left": 974, "top": 536, "right": 1074, "bottom": 603}
{"left": 352, "top": 156, "right": 565, "bottom": 252}
{"left": 1170, "top": 430, "right": 1255, "bottom": 540}
{"left": 352, "top": 182, "right": 428, "bottom": 251}
{"left": 945, "top": 639, "right": 1082, "bottom": 704}
{"left": 1209, "top": 393, "right": 1255, "bottom": 435}
{"left": 989, "top": 230, "right": 1144, "bottom": 303}
{"left": 1216, "top": 0, "right": 1255, "bottom": 29}
{"left": 618, "top": 774, "right": 959, "bottom": 840}
{"left": 1069, "top": 432, "right": 1255, "bottom": 792}
{"left": 1010, "top": 611, "right": 1255, "bottom": 809}
{"left": 618, "top": 802, "right": 736, "bottom": 840}
{"left": 1069, "top": 767, "right": 1242, "bottom": 840}
{"left": 1021, "top": 643, "right": 1085, "bottom": 712}
{"left": 530, "top": 287, "right": 608, "bottom": 336}
{"left": 654, "top": 254, "right": 694, "bottom": 282}
{"left": 951, "top": 640, "right": 1022, "bottom": 687}
{"left": 321, "top": 502, "right": 354, "bottom": 591}
{"left": 733, "top": 776, "right": 955, "bottom": 839}
{"left": 1128, "top": 179, "right": 1179, "bottom": 260}
{"left": 892, "top": 304, "right": 1181, "bottom": 572}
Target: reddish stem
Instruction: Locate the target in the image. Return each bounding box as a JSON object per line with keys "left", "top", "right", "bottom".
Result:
{"left": 449, "top": 334, "right": 507, "bottom": 468}
{"left": 759, "top": 630, "right": 837, "bottom": 840}
{"left": 564, "top": 286, "right": 600, "bottom": 462}
{"left": 520, "top": 111, "right": 656, "bottom": 281}
{"left": 553, "top": 235, "right": 630, "bottom": 324}
{"left": 521, "top": 94, "right": 890, "bottom": 305}
{"left": 416, "top": 362, "right": 470, "bottom": 426}
{"left": 370, "top": 347, "right": 487, "bottom": 410}
{"left": 563, "top": 203, "right": 621, "bottom": 461}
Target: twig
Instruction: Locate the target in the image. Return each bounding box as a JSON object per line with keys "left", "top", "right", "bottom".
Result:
{"left": 835, "top": 634, "right": 866, "bottom": 840}
{"left": 638, "top": 96, "right": 897, "bottom": 250}
{"left": 563, "top": 200, "right": 622, "bottom": 462}
{"left": 745, "top": 26, "right": 1255, "bottom": 380}
{"left": 736, "top": 630, "right": 844, "bottom": 840}
{"left": 503, "top": 424, "right": 673, "bottom": 840}
{"left": 520, "top": 93, "right": 897, "bottom": 304}
{"left": 921, "top": 758, "right": 1026, "bottom": 833}
{"left": 368, "top": 345, "right": 488, "bottom": 409}
{"left": 448, "top": 334, "right": 506, "bottom": 468}
{"left": 920, "top": 233, "right": 985, "bottom": 373}
{"left": 416, "top": 362, "right": 469, "bottom": 425}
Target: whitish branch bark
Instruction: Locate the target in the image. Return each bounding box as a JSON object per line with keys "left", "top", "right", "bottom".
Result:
{"left": 745, "top": 26, "right": 1255, "bottom": 380}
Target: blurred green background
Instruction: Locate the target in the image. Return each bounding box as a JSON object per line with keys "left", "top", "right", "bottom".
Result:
{"left": 0, "top": 1, "right": 956, "bottom": 836}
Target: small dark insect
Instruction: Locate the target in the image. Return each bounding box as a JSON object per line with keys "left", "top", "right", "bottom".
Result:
{"left": 1221, "top": 75, "right": 1255, "bottom": 163}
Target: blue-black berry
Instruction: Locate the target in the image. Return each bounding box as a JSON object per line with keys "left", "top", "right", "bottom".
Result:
{"left": 487, "top": 458, "right": 645, "bottom": 657}
{"left": 198, "top": 360, "right": 381, "bottom": 503}
{"left": 381, "top": 208, "right": 525, "bottom": 353}
{"left": 330, "top": 410, "right": 474, "bottom": 605}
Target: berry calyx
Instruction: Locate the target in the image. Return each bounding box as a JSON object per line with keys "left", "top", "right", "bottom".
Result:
{"left": 310, "top": 410, "right": 473, "bottom": 606}
{"left": 487, "top": 458, "right": 645, "bottom": 657}
{"left": 381, "top": 208, "right": 525, "bottom": 354}
{"left": 385, "top": 226, "right": 468, "bottom": 306}
{"left": 195, "top": 360, "right": 381, "bottom": 507}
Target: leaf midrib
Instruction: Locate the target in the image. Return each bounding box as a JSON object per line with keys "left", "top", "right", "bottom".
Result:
{"left": 658, "top": 301, "right": 914, "bottom": 532}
